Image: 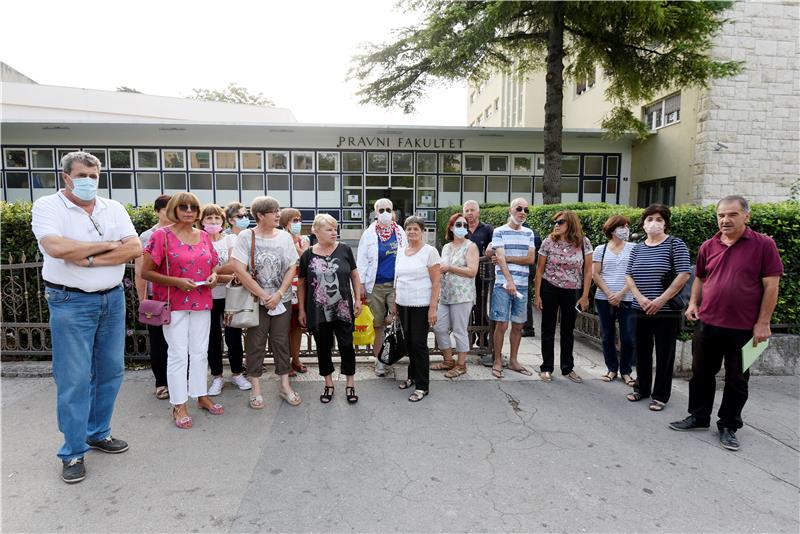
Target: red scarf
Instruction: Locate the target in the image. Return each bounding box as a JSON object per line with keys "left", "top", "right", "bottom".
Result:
{"left": 376, "top": 222, "right": 398, "bottom": 242}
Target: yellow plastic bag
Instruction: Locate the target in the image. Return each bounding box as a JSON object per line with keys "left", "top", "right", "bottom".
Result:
{"left": 353, "top": 306, "right": 375, "bottom": 346}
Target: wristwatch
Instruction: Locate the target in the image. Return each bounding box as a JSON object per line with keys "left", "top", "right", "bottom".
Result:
{"left": 87, "top": 255, "right": 94, "bottom": 268}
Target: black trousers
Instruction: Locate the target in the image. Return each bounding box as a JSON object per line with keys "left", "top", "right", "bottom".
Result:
{"left": 523, "top": 269, "right": 535, "bottom": 333}
{"left": 208, "top": 298, "right": 244, "bottom": 376}
{"left": 539, "top": 279, "right": 577, "bottom": 374}
{"left": 398, "top": 305, "right": 430, "bottom": 391}
{"left": 688, "top": 321, "right": 751, "bottom": 430}
{"left": 471, "top": 276, "right": 489, "bottom": 345}
{"left": 147, "top": 323, "right": 168, "bottom": 387}
{"left": 313, "top": 320, "right": 356, "bottom": 377}
{"left": 633, "top": 310, "right": 680, "bottom": 403}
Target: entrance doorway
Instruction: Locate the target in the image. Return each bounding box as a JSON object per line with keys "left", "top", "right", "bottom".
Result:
{"left": 365, "top": 188, "right": 414, "bottom": 226}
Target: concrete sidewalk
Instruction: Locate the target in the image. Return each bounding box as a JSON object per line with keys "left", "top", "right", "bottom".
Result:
{"left": 2, "top": 334, "right": 799, "bottom": 533}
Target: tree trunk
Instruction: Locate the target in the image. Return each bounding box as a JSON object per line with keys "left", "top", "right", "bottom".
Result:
{"left": 542, "top": 1, "right": 565, "bottom": 205}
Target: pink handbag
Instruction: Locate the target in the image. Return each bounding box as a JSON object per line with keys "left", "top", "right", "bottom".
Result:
{"left": 138, "top": 230, "right": 172, "bottom": 326}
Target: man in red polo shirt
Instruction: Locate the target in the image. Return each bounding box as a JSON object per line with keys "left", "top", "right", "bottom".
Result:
{"left": 669, "top": 195, "right": 783, "bottom": 451}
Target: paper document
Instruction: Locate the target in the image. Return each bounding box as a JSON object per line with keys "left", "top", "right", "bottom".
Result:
{"left": 268, "top": 302, "right": 287, "bottom": 316}
{"left": 742, "top": 337, "right": 769, "bottom": 371}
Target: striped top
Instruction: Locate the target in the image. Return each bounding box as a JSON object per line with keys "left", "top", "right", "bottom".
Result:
{"left": 626, "top": 236, "right": 691, "bottom": 312}
{"left": 492, "top": 224, "right": 536, "bottom": 288}
{"left": 593, "top": 242, "right": 635, "bottom": 301}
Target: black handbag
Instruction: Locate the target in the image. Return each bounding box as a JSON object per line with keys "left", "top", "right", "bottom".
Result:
{"left": 377, "top": 317, "right": 408, "bottom": 365}
{"left": 660, "top": 236, "right": 693, "bottom": 311}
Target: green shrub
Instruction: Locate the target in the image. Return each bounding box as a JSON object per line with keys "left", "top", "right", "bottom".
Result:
{"left": 437, "top": 201, "right": 800, "bottom": 328}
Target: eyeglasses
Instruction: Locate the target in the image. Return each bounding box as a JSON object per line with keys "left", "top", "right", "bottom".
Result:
{"left": 515, "top": 206, "right": 529, "bottom": 213}
{"left": 178, "top": 204, "right": 199, "bottom": 213}
{"left": 453, "top": 222, "right": 468, "bottom": 228}
{"left": 377, "top": 207, "right": 393, "bottom": 214}
{"left": 87, "top": 214, "right": 103, "bottom": 236}
{"left": 554, "top": 219, "right": 567, "bottom": 226}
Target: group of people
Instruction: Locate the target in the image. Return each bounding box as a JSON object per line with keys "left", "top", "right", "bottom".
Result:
{"left": 32, "top": 151, "right": 783, "bottom": 485}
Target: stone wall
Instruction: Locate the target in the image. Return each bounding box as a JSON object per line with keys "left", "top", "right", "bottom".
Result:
{"left": 692, "top": 1, "right": 799, "bottom": 204}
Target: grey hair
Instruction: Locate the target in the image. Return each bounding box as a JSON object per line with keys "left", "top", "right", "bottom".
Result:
{"left": 61, "top": 151, "right": 102, "bottom": 174}
{"left": 374, "top": 197, "right": 392, "bottom": 211}
{"left": 403, "top": 215, "right": 426, "bottom": 231}
{"left": 250, "top": 196, "right": 280, "bottom": 221}
{"left": 224, "top": 201, "right": 245, "bottom": 221}
{"left": 717, "top": 195, "right": 750, "bottom": 213}
{"left": 463, "top": 200, "right": 480, "bottom": 211}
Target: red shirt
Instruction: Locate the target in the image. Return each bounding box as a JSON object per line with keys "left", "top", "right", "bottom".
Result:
{"left": 696, "top": 227, "right": 783, "bottom": 330}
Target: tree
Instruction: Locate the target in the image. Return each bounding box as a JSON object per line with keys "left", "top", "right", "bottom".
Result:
{"left": 189, "top": 83, "right": 274, "bottom": 106}
{"left": 351, "top": 1, "right": 741, "bottom": 204}
{"left": 116, "top": 86, "right": 142, "bottom": 93}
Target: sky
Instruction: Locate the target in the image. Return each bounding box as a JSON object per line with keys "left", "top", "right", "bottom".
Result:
{"left": 1, "top": 0, "right": 467, "bottom": 126}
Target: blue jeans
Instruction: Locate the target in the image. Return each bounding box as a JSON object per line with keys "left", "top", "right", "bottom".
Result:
{"left": 595, "top": 299, "right": 634, "bottom": 375}
{"left": 47, "top": 285, "right": 125, "bottom": 460}
{"left": 490, "top": 284, "right": 528, "bottom": 324}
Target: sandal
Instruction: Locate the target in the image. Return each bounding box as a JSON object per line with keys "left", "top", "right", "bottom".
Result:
{"left": 623, "top": 374, "right": 636, "bottom": 387}
{"left": 320, "top": 386, "right": 334, "bottom": 404}
{"left": 398, "top": 379, "right": 414, "bottom": 390}
{"left": 600, "top": 371, "right": 617, "bottom": 382}
{"left": 346, "top": 386, "right": 359, "bottom": 404}
{"left": 197, "top": 401, "right": 224, "bottom": 415}
{"left": 649, "top": 400, "right": 666, "bottom": 412}
{"left": 249, "top": 393, "right": 265, "bottom": 410}
{"left": 172, "top": 406, "right": 192, "bottom": 429}
{"left": 491, "top": 367, "right": 503, "bottom": 379}
{"left": 539, "top": 371, "right": 552, "bottom": 382}
{"left": 155, "top": 386, "right": 169, "bottom": 400}
{"left": 508, "top": 365, "right": 533, "bottom": 376}
{"left": 627, "top": 392, "right": 644, "bottom": 402}
{"left": 445, "top": 364, "right": 467, "bottom": 379}
{"left": 408, "top": 389, "right": 428, "bottom": 402}
{"left": 566, "top": 371, "right": 584, "bottom": 383}
{"left": 430, "top": 359, "right": 455, "bottom": 371}
{"left": 291, "top": 361, "right": 308, "bottom": 374}
{"left": 280, "top": 389, "right": 302, "bottom": 406}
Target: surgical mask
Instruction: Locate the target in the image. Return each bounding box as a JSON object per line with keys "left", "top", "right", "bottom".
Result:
{"left": 377, "top": 211, "right": 392, "bottom": 225}
{"left": 203, "top": 224, "right": 223, "bottom": 235}
{"left": 290, "top": 222, "right": 302, "bottom": 235}
{"left": 71, "top": 177, "right": 98, "bottom": 201}
{"left": 613, "top": 227, "right": 630, "bottom": 241}
{"left": 453, "top": 226, "right": 468, "bottom": 239}
{"left": 235, "top": 217, "right": 250, "bottom": 229}
{"left": 643, "top": 220, "right": 665, "bottom": 235}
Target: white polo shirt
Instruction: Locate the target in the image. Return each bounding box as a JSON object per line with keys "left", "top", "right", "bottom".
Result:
{"left": 31, "top": 191, "right": 137, "bottom": 292}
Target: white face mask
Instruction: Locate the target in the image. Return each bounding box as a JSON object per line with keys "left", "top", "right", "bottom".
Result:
{"left": 613, "top": 227, "right": 630, "bottom": 241}
{"left": 643, "top": 220, "right": 665, "bottom": 235}
{"left": 377, "top": 211, "right": 392, "bottom": 225}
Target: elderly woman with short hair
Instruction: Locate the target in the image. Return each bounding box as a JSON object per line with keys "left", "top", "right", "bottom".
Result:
{"left": 297, "top": 214, "right": 363, "bottom": 403}
{"left": 356, "top": 198, "right": 407, "bottom": 377}
{"left": 229, "top": 196, "right": 301, "bottom": 408}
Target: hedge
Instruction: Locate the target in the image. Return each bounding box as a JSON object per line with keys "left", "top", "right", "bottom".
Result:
{"left": 436, "top": 201, "right": 799, "bottom": 328}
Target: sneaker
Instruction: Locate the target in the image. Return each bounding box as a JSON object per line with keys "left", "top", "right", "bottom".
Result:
{"left": 480, "top": 354, "right": 508, "bottom": 368}
{"left": 375, "top": 360, "right": 387, "bottom": 377}
{"left": 231, "top": 374, "right": 252, "bottom": 391}
{"left": 669, "top": 415, "right": 710, "bottom": 431}
{"left": 87, "top": 436, "right": 129, "bottom": 454}
{"left": 61, "top": 457, "right": 86, "bottom": 484}
{"left": 208, "top": 377, "right": 224, "bottom": 396}
{"left": 521, "top": 329, "right": 536, "bottom": 337}
{"left": 719, "top": 428, "right": 740, "bottom": 451}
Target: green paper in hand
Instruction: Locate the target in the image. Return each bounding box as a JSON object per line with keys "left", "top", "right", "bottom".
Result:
{"left": 742, "top": 338, "right": 769, "bottom": 372}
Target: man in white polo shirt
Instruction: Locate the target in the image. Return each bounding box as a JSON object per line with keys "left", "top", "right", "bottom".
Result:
{"left": 31, "top": 151, "right": 141, "bottom": 484}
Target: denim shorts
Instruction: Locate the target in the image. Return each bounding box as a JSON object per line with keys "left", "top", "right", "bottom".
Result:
{"left": 490, "top": 284, "right": 528, "bottom": 324}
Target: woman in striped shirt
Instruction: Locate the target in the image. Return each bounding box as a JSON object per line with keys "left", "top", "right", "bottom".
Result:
{"left": 625, "top": 204, "right": 691, "bottom": 411}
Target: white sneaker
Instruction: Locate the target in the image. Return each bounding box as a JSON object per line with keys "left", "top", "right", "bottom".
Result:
{"left": 208, "top": 377, "right": 224, "bottom": 396}
{"left": 231, "top": 374, "right": 252, "bottom": 391}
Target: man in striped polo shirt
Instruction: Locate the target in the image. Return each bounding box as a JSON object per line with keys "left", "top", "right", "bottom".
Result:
{"left": 489, "top": 198, "right": 536, "bottom": 378}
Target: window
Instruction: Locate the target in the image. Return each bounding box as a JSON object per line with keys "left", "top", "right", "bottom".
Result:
{"left": 342, "top": 152, "right": 362, "bottom": 172}
{"left": 291, "top": 152, "right": 314, "bottom": 172}
{"left": 391, "top": 153, "right": 413, "bottom": 174}
{"left": 110, "top": 173, "right": 135, "bottom": 205}
{"left": 30, "top": 149, "right": 55, "bottom": 169}
{"left": 56, "top": 149, "right": 79, "bottom": 167}
{"left": 5, "top": 149, "right": 27, "bottom": 168}
{"left": 84, "top": 149, "right": 107, "bottom": 168}
{"left": 486, "top": 176, "right": 508, "bottom": 203}
{"left": 583, "top": 155, "right": 603, "bottom": 176}
{"left": 488, "top": 155, "right": 508, "bottom": 173}
{"left": 136, "top": 172, "right": 161, "bottom": 205}
{"left": 266, "top": 174, "right": 290, "bottom": 207}
{"left": 162, "top": 150, "right": 186, "bottom": 170}
{"left": 291, "top": 174, "right": 315, "bottom": 206}
{"left": 366, "top": 152, "right": 388, "bottom": 173}
{"left": 241, "top": 174, "right": 264, "bottom": 195}
{"left": 215, "top": 150, "right": 238, "bottom": 171}
{"left": 135, "top": 150, "right": 159, "bottom": 170}
{"left": 317, "top": 152, "right": 340, "bottom": 172}
{"left": 562, "top": 178, "right": 579, "bottom": 194}
{"left": 439, "top": 154, "right": 461, "bottom": 174}
{"left": 365, "top": 175, "right": 389, "bottom": 187}
{"left": 607, "top": 156, "right": 619, "bottom": 176}
{"left": 189, "top": 150, "right": 212, "bottom": 170}
{"left": 241, "top": 151, "right": 264, "bottom": 171}
{"left": 391, "top": 175, "right": 414, "bottom": 188}
{"left": 637, "top": 177, "right": 676, "bottom": 208}
{"left": 583, "top": 180, "right": 602, "bottom": 194}
{"left": 511, "top": 176, "right": 533, "bottom": 203}
{"left": 644, "top": 93, "right": 680, "bottom": 130}
{"left": 512, "top": 155, "right": 532, "bottom": 173}
{"left": 464, "top": 154, "right": 484, "bottom": 173}
{"left": 163, "top": 173, "right": 187, "bottom": 194}
{"left": 645, "top": 102, "right": 663, "bottom": 130}
{"left": 463, "top": 176, "right": 485, "bottom": 203}
{"left": 109, "top": 149, "right": 132, "bottom": 169}
{"left": 664, "top": 94, "right": 681, "bottom": 125}
{"left": 575, "top": 67, "right": 596, "bottom": 96}
{"left": 216, "top": 173, "right": 239, "bottom": 206}
{"left": 416, "top": 153, "right": 436, "bottom": 173}
{"left": 438, "top": 176, "right": 460, "bottom": 208}
{"left": 561, "top": 155, "right": 580, "bottom": 175}
{"left": 32, "top": 172, "right": 57, "bottom": 200}
{"left": 189, "top": 173, "right": 213, "bottom": 191}
{"left": 416, "top": 175, "right": 436, "bottom": 208}
{"left": 5, "top": 172, "right": 30, "bottom": 202}
{"left": 317, "top": 175, "right": 340, "bottom": 207}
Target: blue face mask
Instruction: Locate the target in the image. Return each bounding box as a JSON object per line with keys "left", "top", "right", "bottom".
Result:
{"left": 235, "top": 217, "right": 250, "bottom": 229}
{"left": 71, "top": 177, "right": 98, "bottom": 201}
{"left": 453, "top": 227, "right": 468, "bottom": 239}
{"left": 290, "top": 222, "right": 302, "bottom": 235}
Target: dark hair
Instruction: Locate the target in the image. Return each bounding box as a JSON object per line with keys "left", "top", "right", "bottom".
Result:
{"left": 717, "top": 195, "right": 750, "bottom": 213}
{"left": 444, "top": 212, "right": 466, "bottom": 242}
{"left": 640, "top": 203, "right": 671, "bottom": 231}
{"left": 549, "top": 210, "right": 585, "bottom": 248}
{"left": 602, "top": 214, "right": 631, "bottom": 239}
{"left": 154, "top": 195, "right": 171, "bottom": 212}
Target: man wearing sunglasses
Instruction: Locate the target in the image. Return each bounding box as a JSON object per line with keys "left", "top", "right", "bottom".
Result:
{"left": 32, "top": 151, "right": 142, "bottom": 483}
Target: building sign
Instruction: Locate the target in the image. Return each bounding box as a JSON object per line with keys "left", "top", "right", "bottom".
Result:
{"left": 336, "top": 136, "right": 465, "bottom": 149}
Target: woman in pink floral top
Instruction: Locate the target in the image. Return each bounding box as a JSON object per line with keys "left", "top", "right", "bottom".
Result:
{"left": 142, "top": 192, "right": 222, "bottom": 429}
{"left": 534, "top": 210, "right": 593, "bottom": 383}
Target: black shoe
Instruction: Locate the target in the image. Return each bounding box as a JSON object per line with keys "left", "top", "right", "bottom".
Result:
{"left": 87, "top": 436, "right": 129, "bottom": 454}
{"left": 668, "top": 415, "right": 710, "bottom": 431}
{"left": 719, "top": 428, "right": 740, "bottom": 451}
{"left": 62, "top": 457, "right": 86, "bottom": 484}
{"left": 521, "top": 329, "right": 536, "bottom": 337}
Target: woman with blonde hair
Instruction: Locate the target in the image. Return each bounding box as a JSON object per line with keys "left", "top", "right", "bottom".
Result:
{"left": 279, "top": 207, "right": 311, "bottom": 377}
{"left": 534, "top": 210, "right": 593, "bottom": 383}
{"left": 297, "top": 214, "right": 363, "bottom": 403}
{"left": 142, "top": 192, "right": 222, "bottom": 429}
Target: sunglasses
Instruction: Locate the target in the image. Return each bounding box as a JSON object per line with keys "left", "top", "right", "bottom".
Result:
{"left": 178, "top": 204, "right": 199, "bottom": 213}
{"left": 554, "top": 219, "right": 567, "bottom": 226}
{"left": 453, "top": 222, "right": 468, "bottom": 228}
{"left": 377, "top": 207, "right": 393, "bottom": 214}
{"left": 515, "top": 206, "right": 529, "bottom": 213}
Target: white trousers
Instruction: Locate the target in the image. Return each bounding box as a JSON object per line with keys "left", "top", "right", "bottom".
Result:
{"left": 433, "top": 301, "right": 473, "bottom": 354}
{"left": 163, "top": 310, "right": 211, "bottom": 405}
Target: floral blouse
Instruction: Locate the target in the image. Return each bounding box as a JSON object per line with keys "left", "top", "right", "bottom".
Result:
{"left": 440, "top": 241, "right": 476, "bottom": 305}
{"left": 538, "top": 236, "right": 593, "bottom": 290}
